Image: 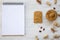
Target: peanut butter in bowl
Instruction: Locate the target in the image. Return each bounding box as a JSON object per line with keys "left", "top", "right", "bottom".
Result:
{"left": 46, "top": 9, "right": 57, "bottom": 21}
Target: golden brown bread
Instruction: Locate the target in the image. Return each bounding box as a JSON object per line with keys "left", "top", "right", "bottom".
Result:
{"left": 34, "top": 11, "right": 42, "bottom": 23}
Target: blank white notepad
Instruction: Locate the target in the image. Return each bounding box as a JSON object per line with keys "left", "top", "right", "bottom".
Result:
{"left": 2, "top": 3, "right": 25, "bottom": 35}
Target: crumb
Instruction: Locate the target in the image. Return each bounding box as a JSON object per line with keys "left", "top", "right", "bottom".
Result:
{"left": 40, "top": 26, "right": 43, "bottom": 29}
{"left": 39, "top": 30, "right": 42, "bottom": 32}
{"left": 53, "top": 7, "right": 56, "bottom": 10}
{"left": 43, "top": 28, "right": 45, "bottom": 31}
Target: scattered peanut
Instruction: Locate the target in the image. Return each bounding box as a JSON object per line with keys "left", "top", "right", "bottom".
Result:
{"left": 54, "top": 0, "right": 57, "bottom": 4}
{"left": 53, "top": 22, "right": 58, "bottom": 26}
{"left": 46, "top": 1, "right": 51, "bottom": 6}
{"left": 53, "top": 34, "right": 60, "bottom": 38}
{"left": 53, "top": 22, "right": 60, "bottom": 27}
{"left": 36, "top": 0, "right": 42, "bottom": 4}
{"left": 35, "top": 36, "right": 39, "bottom": 40}
{"left": 51, "top": 28, "right": 56, "bottom": 33}
{"left": 57, "top": 14, "right": 60, "bottom": 16}
{"left": 43, "top": 34, "right": 48, "bottom": 39}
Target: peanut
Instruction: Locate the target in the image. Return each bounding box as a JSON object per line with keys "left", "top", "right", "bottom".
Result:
{"left": 51, "top": 28, "right": 56, "bottom": 33}
{"left": 36, "top": 0, "right": 42, "bottom": 4}
{"left": 46, "top": 1, "right": 51, "bottom": 6}
{"left": 35, "top": 36, "right": 39, "bottom": 40}
{"left": 54, "top": 0, "right": 57, "bottom": 4}
{"left": 43, "top": 34, "right": 48, "bottom": 39}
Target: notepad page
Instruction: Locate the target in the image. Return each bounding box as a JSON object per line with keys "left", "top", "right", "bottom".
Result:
{"left": 2, "top": 4, "right": 25, "bottom": 35}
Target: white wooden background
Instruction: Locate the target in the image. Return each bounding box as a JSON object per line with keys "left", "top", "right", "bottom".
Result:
{"left": 0, "top": 0, "right": 60, "bottom": 40}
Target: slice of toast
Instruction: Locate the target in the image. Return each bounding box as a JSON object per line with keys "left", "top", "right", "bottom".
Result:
{"left": 34, "top": 11, "right": 42, "bottom": 23}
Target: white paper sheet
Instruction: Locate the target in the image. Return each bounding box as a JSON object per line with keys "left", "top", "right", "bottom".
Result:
{"left": 2, "top": 3, "right": 25, "bottom": 35}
